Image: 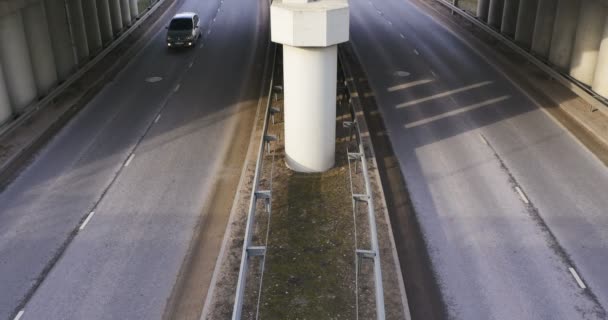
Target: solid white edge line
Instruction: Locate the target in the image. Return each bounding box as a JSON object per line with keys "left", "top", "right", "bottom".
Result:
{"left": 515, "top": 186, "right": 529, "bottom": 204}
{"left": 569, "top": 267, "right": 587, "bottom": 289}
{"left": 125, "top": 154, "right": 134, "bottom": 167}
{"left": 154, "top": 114, "right": 161, "bottom": 123}
{"left": 173, "top": 84, "right": 181, "bottom": 92}
{"left": 79, "top": 211, "right": 96, "bottom": 231}
{"left": 14, "top": 310, "right": 24, "bottom": 320}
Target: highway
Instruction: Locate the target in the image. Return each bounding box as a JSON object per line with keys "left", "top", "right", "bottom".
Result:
{"left": 0, "top": 0, "right": 268, "bottom": 318}
{"left": 350, "top": 0, "right": 608, "bottom": 319}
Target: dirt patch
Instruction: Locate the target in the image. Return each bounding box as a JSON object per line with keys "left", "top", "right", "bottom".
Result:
{"left": 204, "top": 46, "right": 409, "bottom": 319}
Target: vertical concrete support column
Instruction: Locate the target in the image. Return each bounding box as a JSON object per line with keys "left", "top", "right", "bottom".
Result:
{"left": 0, "top": 10, "right": 38, "bottom": 112}
{"left": 548, "top": 0, "right": 580, "bottom": 70}
{"left": 0, "top": 64, "right": 12, "bottom": 124}
{"left": 23, "top": 2, "right": 58, "bottom": 95}
{"left": 82, "top": 0, "right": 103, "bottom": 53}
{"left": 271, "top": 0, "right": 349, "bottom": 173}
{"left": 570, "top": 0, "right": 606, "bottom": 86}
{"left": 515, "top": 0, "right": 538, "bottom": 49}
{"left": 501, "top": 0, "right": 519, "bottom": 37}
{"left": 531, "top": 0, "right": 558, "bottom": 58}
{"left": 129, "top": 0, "right": 139, "bottom": 19}
{"left": 97, "top": 0, "right": 114, "bottom": 44}
{"left": 120, "top": 0, "right": 132, "bottom": 26}
{"left": 477, "top": 0, "right": 490, "bottom": 21}
{"left": 44, "top": 0, "right": 77, "bottom": 80}
{"left": 109, "top": 0, "right": 124, "bottom": 33}
{"left": 593, "top": 18, "right": 608, "bottom": 98}
{"left": 488, "top": 0, "right": 504, "bottom": 29}
{"left": 67, "top": 0, "right": 90, "bottom": 62}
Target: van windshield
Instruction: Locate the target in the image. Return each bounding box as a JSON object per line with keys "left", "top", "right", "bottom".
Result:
{"left": 169, "top": 18, "right": 193, "bottom": 30}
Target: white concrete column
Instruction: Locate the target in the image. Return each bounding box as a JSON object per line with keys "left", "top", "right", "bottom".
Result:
{"left": 0, "top": 64, "right": 12, "bottom": 124}
{"left": 569, "top": 0, "right": 606, "bottom": 86}
{"left": 593, "top": 17, "right": 608, "bottom": 98}
{"left": 67, "top": 0, "right": 90, "bottom": 62}
{"left": 271, "top": 0, "right": 349, "bottom": 173}
{"left": 0, "top": 10, "right": 38, "bottom": 112}
{"left": 97, "top": 0, "right": 114, "bottom": 44}
{"left": 44, "top": 0, "right": 77, "bottom": 80}
{"left": 548, "top": 0, "right": 580, "bottom": 70}
{"left": 477, "top": 0, "right": 490, "bottom": 21}
{"left": 23, "top": 2, "right": 58, "bottom": 95}
{"left": 109, "top": 0, "right": 124, "bottom": 33}
{"left": 488, "top": 0, "right": 504, "bottom": 29}
{"left": 82, "top": 0, "right": 103, "bottom": 53}
{"left": 515, "top": 0, "right": 538, "bottom": 49}
{"left": 531, "top": 0, "right": 558, "bottom": 58}
{"left": 129, "top": 0, "right": 139, "bottom": 19}
{"left": 120, "top": 0, "right": 132, "bottom": 27}
{"left": 501, "top": 0, "right": 519, "bottom": 37}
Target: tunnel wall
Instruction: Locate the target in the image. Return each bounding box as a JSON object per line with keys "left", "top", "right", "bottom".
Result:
{"left": 0, "top": 0, "right": 160, "bottom": 126}
{"left": 456, "top": 0, "right": 608, "bottom": 101}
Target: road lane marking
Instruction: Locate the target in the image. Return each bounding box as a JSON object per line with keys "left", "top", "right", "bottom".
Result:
{"left": 405, "top": 96, "right": 510, "bottom": 128}
{"left": 569, "top": 267, "right": 587, "bottom": 289}
{"left": 515, "top": 186, "right": 529, "bottom": 204}
{"left": 400, "top": 33, "right": 405, "bottom": 39}
{"left": 188, "top": 61, "right": 194, "bottom": 68}
{"left": 387, "top": 79, "right": 433, "bottom": 92}
{"left": 479, "top": 133, "right": 489, "bottom": 145}
{"left": 396, "top": 81, "right": 493, "bottom": 108}
{"left": 125, "top": 154, "right": 134, "bottom": 167}
{"left": 173, "top": 84, "right": 181, "bottom": 92}
{"left": 430, "top": 70, "right": 437, "bottom": 78}
{"left": 413, "top": 49, "right": 419, "bottom": 55}
{"left": 79, "top": 211, "right": 96, "bottom": 231}
{"left": 393, "top": 70, "right": 410, "bottom": 77}
{"left": 145, "top": 76, "right": 162, "bottom": 83}
{"left": 154, "top": 114, "right": 161, "bottom": 123}
{"left": 388, "top": 20, "right": 392, "bottom": 25}
{"left": 13, "top": 310, "right": 24, "bottom": 320}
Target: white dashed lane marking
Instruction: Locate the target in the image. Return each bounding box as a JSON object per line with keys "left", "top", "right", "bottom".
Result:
{"left": 569, "top": 267, "right": 587, "bottom": 289}
{"left": 13, "top": 310, "right": 24, "bottom": 320}
{"left": 79, "top": 211, "right": 96, "bottom": 231}
{"left": 515, "top": 186, "right": 529, "bottom": 204}
{"left": 125, "top": 154, "right": 134, "bottom": 167}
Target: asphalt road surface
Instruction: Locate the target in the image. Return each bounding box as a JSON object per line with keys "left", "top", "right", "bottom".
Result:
{"left": 350, "top": 0, "right": 608, "bottom": 319}
{"left": 0, "top": 0, "right": 268, "bottom": 318}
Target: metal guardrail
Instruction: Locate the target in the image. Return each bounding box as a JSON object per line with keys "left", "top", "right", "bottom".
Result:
{"left": 232, "top": 44, "right": 278, "bottom": 320}
{"left": 339, "top": 52, "right": 386, "bottom": 320}
{"left": 431, "top": 0, "right": 608, "bottom": 115}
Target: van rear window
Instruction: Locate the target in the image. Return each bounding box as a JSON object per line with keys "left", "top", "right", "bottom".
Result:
{"left": 169, "top": 18, "right": 193, "bottom": 30}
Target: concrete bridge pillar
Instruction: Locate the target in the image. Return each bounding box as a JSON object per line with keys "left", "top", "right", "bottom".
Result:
{"left": 0, "top": 64, "right": 12, "bottom": 124}
{"left": 0, "top": 10, "right": 38, "bottom": 112}
{"left": 44, "top": 0, "right": 77, "bottom": 80}
{"left": 569, "top": 0, "right": 606, "bottom": 86}
{"left": 271, "top": 0, "right": 349, "bottom": 173}
{"left": 82, "top": 0, "right": 103, "bottom": 53}
{"left": 129, "top": 0, "right": 139, "bottom": 19}
{"left": 515, "top": 0, "right": 538, "bottom": 49}
{"left": 477, "top": 0, "right": 490, "bottom": 21}
{"left": 120, "top": 0, "right": 132, "bottom": 27}
{"left": 109, "top": 0, "right": 124, "bottom": 34}
{"left": 97, "top": 0, "right": 114, "bottom": 44}
{"left": 531, "top": 0, "right": 558, "bottom": 58}
{"left": 67, "top": 0, "right": 90, "bottom": 62}
{"left": 488, "top": 0, "right": 504, "bottom": 29}
{"left": 501, "top": 0, "right": 519, "bottom": 37}
{"left": 23, "top": 2, "right": 58, "bottom": 95}
{"left": 548, "top": 0, "right": 580, "bottom": 70}
{"left": 592, "top": 17, "right": 608, "bottom": 98}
